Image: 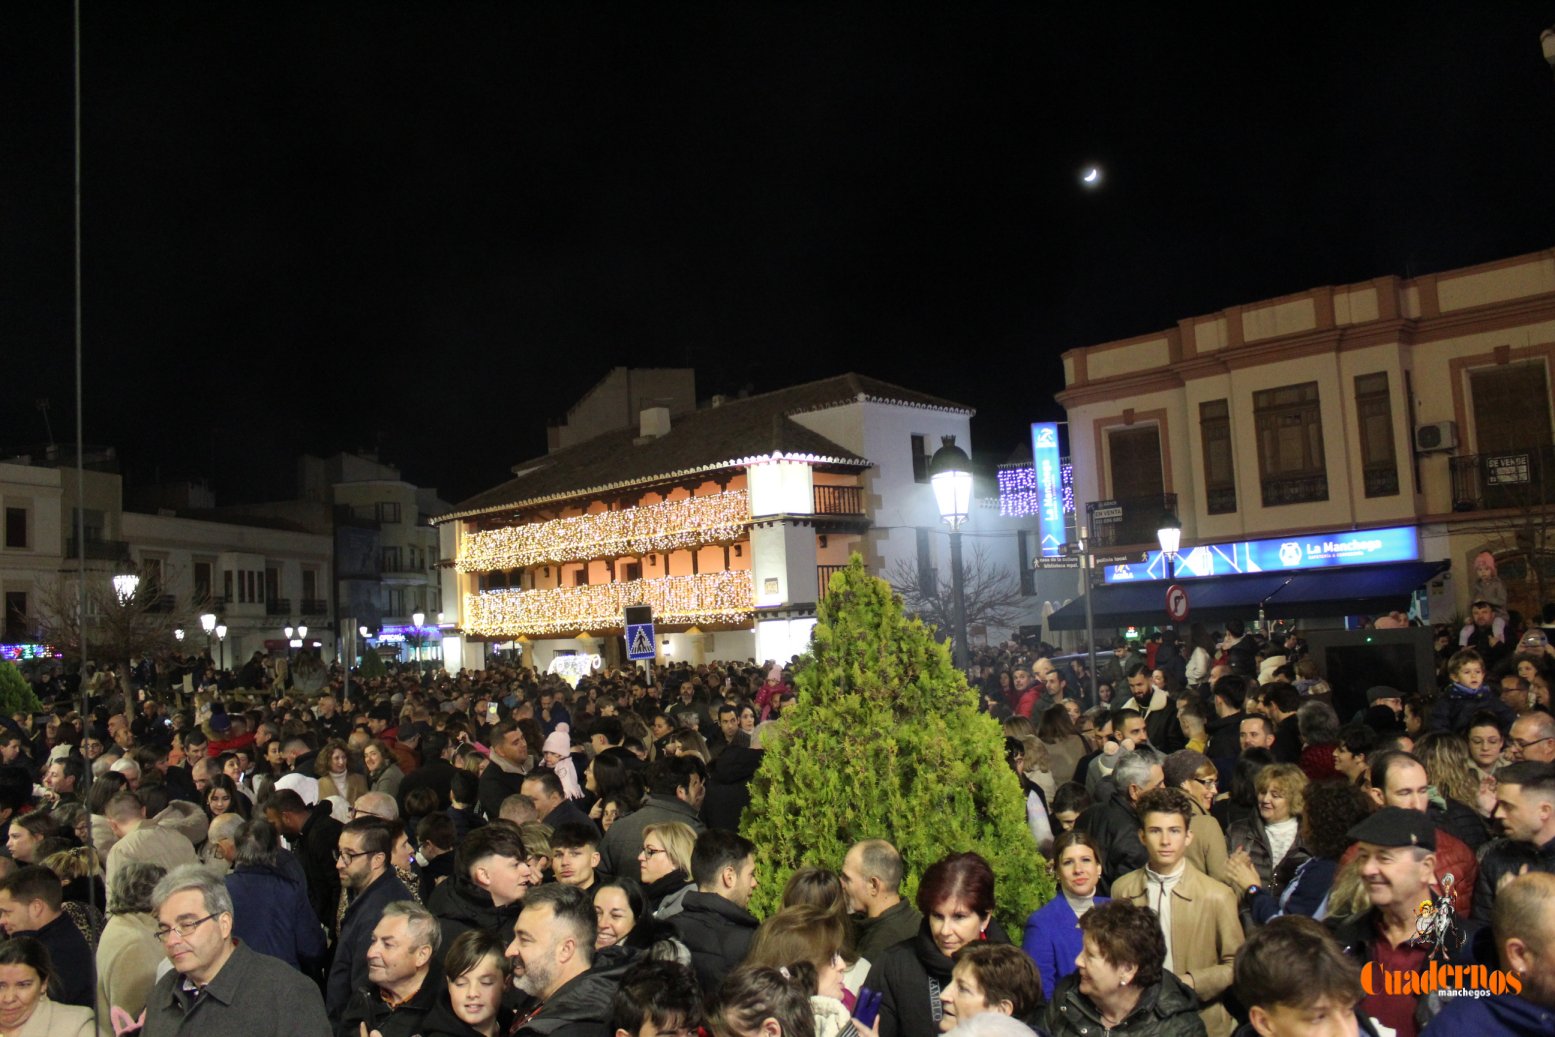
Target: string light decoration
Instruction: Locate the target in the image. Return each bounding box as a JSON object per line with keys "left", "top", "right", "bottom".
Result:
{"left": 998, "top": 463, "right": 1076, "bottom": 518}
{"left": 463, "top": 570, "right": 756, "bottom": 637}
{"left": 457, "top": 490, "right": 751, "bottom": 573}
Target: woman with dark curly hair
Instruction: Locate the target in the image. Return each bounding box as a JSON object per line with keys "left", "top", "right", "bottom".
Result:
{"left": 1225, "top": 778, "right": 1370, "bottom": 926}
{"left": 315, "top": 739, "right": 368, "bottom": 805}
{"left": 1044, "top": 900, "right": 1203, "bottom": 1037}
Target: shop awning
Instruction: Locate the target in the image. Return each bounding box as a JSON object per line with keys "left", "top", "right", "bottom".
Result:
{"left": 1045, "top": 560, "right": 1449, "bottom": 630}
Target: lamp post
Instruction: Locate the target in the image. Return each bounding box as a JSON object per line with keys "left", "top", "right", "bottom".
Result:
{"left": 1156, "top": 511, "right": 1182, "bottom": 580}
{"left": 112, "top": 572, "right": 139, "bottom": 606}
{"left": 929, "top": 435, "right": 974, "bottom": 672}
{"left": 284, "top": 625, "right": 295, "bottom": 662}
{"left": 411, "top": 611, "right": 426, "bottom": 676}
{"left": 200, "top": 612, "right": 217, "bottom": 664}
{"left": 297, "top": 624, "right": 308, "bottom": 654}
{"left": 215, "top": 623, "right": 227, "bottom": 671}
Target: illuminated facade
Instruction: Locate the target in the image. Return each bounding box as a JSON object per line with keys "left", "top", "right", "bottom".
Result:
{"left": 436, "top": 372, "right": 1027, "bottom": 670}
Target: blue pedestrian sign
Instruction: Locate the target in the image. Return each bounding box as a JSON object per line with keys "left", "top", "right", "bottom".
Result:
{"left": 625, "top": 622, "right": 657, "bottom": 660}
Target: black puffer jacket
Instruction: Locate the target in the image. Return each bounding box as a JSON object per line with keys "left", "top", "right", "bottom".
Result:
{"left": 418, "top": 989, "right": 514, "bottom": 1037}
{"left": 513, "top": 944, "right": 639, "bottom": 1037}
{"left": 866, "top": 919, "right": 1011, "bottom": 1037}
{"left": 668, "top": 890, "right": 760, "bottom": 993}
{"left": 1045, "top": 970, "right": 1206, "bottom": 1037}
{"left": 426, "top": 873, "right": 522, "bottom": 945}
{"left": 337, "top": 958, "right": 444, "bottom": 1037}
{"left": 701, "top": 745, "right": 763, "bottom": 832}
{"left": 1224, "top": 814, "right": 1311, "bottom": 896}
{"left": 1076, "top": 787, "right": 1146, "bottom": 892}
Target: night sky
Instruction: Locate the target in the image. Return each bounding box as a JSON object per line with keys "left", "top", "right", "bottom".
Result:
{"left": 6, "top": 3, "right": 1555, "bottom": 505}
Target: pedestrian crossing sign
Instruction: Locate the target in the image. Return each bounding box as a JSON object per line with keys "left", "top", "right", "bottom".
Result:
{"left": 625, "top": 622, "right": 657, "bottom": 660}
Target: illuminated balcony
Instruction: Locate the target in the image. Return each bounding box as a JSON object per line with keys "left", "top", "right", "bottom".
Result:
{"left": 457, "top": 490, "right": 750, "bottom": 573}
{"left": 463, "top": 569, "right": 755, "bottom": 637}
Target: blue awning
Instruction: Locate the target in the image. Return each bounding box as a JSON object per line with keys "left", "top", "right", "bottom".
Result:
{"left": 1045, "top": 560, "right": 1449, "bottom": 630}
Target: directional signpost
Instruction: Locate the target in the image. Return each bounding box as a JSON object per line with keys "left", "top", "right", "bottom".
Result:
{"left": 624, "top": 605, "right": 657, "bottom": 662}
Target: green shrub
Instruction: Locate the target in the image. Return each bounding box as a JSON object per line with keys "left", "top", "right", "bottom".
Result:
{"left": 741, "top": 555, "right": 1053, "bottom": 933}
{"left": 0, "top": 662, "right": 43, "bottom": 716}
{"left": 358, "top": 649, "right": 388, "bottom": 680}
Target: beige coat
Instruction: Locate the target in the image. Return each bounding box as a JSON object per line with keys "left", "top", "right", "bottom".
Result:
{"left": 1186, "top": 800, "right": 1232, "bottom": 889}
{"left": 96, "top": 911, "right": 163, "bottom": 1037}
{"left": 1111, "top": 862, "right": 1244, "bottom": 1037}
{"left": 318, "top": 771, "right": 368, "bottom": 805}
{"left": 15, "top": 999, "right": 95, "bottom": 1037}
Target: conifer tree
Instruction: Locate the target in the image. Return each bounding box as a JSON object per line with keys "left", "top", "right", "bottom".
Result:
{"left": 0, "top": 662, "right": 42, "bottom": 716}
{"left": 741, "top": 554, "right": 1052, "bottom": 931}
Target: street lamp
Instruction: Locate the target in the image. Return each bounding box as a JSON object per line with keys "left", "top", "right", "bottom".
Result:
{"left": 173, "top": 626, "right": 185, "bottom": 642}
{"left": 112, "top": 572, "right": 139, "bottom": 606}
{"left": 1157, "top": 511, "right": 1182, "bottom": 580}
{"left": 200, "top": 612, "right": 217, "bottom": 665}
{"left": 929, "top": 435, "right": 974, "bottom": 672}
{"left": 284, "top": 625, "right": 296, "bottom": 662}
{"left": 412, "top": 611, "right": 426, "bottom": 675}
{"left": 215, "top": 623, "right": 228, "bottom": 670}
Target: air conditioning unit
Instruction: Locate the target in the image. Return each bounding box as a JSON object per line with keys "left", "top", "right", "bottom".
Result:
{"left": 1414, "top": 421, "right": 1457, "bottom": 454}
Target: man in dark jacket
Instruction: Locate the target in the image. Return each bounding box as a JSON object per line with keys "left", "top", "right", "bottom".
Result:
{"left": 336, "top": 902, "right": 442, "bottom": 1037}
{"left": 1223, "top": 620, "right": 1259, "bottom": 677}
{"left": 1076, "top": 747, "right": 1165, "bottom": 892}
{"left": 1205, "top": 676, "right": 1247, "bottom": 766}
{"left": 427, "top": 822, "right": 531, "bottom": 945}
{"left": 395, "top": 730, "right": 456, "bottom": 813}
{"left": 1472, "top": 761, "right": 1555, "bottom": 925}
{"left": 669, "top": 830, "right": 760, "bottom": 993}
{"left": 1424, "top": 872, "right": 1555, "bottom": 1037}
{"left": 598, "top": 756, "right": 707, "bottom": 881}
{"left": 841, "top": 839, "right": 923, "bottom": 965}
{"left": 701, "top": 743, "right": 761, "bottom": 833}
{"left": 267, "top": 789, "right": 343, "bottom": 940}
{"left": 0, "top": 866, "right": 95, "bottom": 1007}
{"left": 478, "top": 720, "right": 534, "bottom": 821}
{"left": 523, "top": 771, "right": 596, "bottom": 834}
{"left": 144, "top": 865, "right": 331, "bottom": 1036}
{"left": 327, "top": 817, "right": 412, "bottom": 1019}
{"left": 508, "top": 883, "right": 624, "bottom": 1037}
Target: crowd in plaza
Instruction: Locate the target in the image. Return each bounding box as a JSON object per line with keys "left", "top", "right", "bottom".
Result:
{"left": 0, "top": 602, "right": 1552, "bottom": 1037}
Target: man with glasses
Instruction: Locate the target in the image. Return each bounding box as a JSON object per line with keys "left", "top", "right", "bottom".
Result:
{"left": 1076, "top": 746, "right": 1165, "bottom": 891}
{"left": 1163, "top": 749, "right": 1231, "bottom": 888}
{"left": 141, "top": 863, "right": 329, "bottom": 1034}
{"left": 326, "top": 817, "right": 411, "bottom": 1019}
{"left": 1509, "top": 713, "right": 1555, "bottom": 764}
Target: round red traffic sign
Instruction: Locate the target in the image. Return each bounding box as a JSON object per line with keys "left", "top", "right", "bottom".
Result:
{"left": 1165, "top": 583, "right": 1190, "bottom": 623}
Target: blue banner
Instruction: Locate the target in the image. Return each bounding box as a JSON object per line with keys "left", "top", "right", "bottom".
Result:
{"left": 1103, "top": 526, "right": 1420, "bottom": 583}
{"left": 1031, "top": 422, "right": 1065, "bottom": 557}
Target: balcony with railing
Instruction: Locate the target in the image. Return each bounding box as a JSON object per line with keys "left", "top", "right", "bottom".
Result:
{"left": 817, "top": 564, "right": 847, "bottom": 598}
{"left": 1452, "top": 444, "right": 1555, "bottom": 511}
{"left": 1086, "top": 493, "right": 1178, "bottom": 549}
{"left": 266, "top": 598, "right": 292, "bottom": 616}
{"left": 812, "top": 485, "right": 864, "bottom": 516}
{"left": 66, "top": 537, "right": 130, "bottom": 561}
{"left": 464, "top": 570, "right": 754, "bottom": 637}
{"left": 300, "top": 598, "right": 329, "bottom": 615}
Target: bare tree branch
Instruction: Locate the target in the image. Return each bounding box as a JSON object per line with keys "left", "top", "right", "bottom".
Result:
{"left": 884, "top": 540, "right": 1026, "bottom": 638}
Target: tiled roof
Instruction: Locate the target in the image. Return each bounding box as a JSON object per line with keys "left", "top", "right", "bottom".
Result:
{"left": 436, "top": 373, "right": 971, "bottom": 522}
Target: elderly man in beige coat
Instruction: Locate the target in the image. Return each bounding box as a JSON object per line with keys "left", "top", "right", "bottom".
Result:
{"left": 1111, "top": 786, "right": 1244, "bottom": 1037}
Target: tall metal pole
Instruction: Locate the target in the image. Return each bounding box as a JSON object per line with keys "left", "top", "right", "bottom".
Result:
{"left": 948, "top": 524, "right": 970, "bottom": 671}
{"left": 1080, "top": 523, "right": 1098, "bottom": 709}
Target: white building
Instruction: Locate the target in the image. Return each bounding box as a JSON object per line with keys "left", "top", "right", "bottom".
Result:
{"left": 436, "top": 372, "right": 1043, "bottom": 672}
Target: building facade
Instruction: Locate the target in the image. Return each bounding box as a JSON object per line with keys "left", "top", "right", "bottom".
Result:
{"left": 438, "top": 373, "right": 1042, "bottom": 673}
{"left": 1057, "top": 246, "right": 1555, "bottom": 622}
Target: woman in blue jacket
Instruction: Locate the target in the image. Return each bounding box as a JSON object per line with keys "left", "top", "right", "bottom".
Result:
{"left": 1022, "top": 829, "right": 1107, "bottom": 999}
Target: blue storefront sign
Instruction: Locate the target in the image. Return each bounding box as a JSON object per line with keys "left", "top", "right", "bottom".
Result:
{"left": 1103, "top": 526, "right": 1420, "bottom": 583}
{"left": 1031, "top": 422, "right": 1066, "bottom": 557}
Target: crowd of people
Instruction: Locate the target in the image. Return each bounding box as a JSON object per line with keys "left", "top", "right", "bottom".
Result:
{"left": 0, "top": 611, "right": 1550, "bottom": 1037}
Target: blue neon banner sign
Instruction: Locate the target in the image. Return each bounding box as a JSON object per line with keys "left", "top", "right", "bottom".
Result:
{"left": 1102, "top": 526, "right": 1420, "bottom": 583}
{"left": 1031, "top": 423, "right": 1065, "bottom": 557}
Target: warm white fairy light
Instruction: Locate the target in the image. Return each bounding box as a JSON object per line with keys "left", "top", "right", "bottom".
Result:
{"left": 463, "top": 570, "right": 755, "bottom": 637}
{"left": 457, "top": 490, "right": 750, "bottom": 573}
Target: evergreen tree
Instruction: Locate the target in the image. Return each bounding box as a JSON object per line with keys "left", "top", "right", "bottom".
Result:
{"left": 741, "top": 555, "right": 1052, "bottom": 931}
{"left": 359, "top": 649, "right": 388, "bottom": 680}
{"left": 0, "top": 662, "right": 42, "bottom": 716}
